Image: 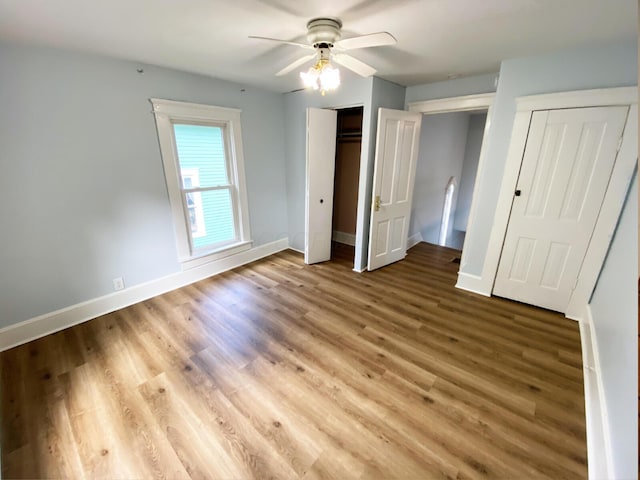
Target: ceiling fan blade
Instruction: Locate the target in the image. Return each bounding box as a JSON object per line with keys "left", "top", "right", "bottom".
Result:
{"left": 334, "top": 32, "right": 396, "bottom": 50}
{"left": 332, "top": 54, "right": 377, "bottom": 77}
{"left": 248, "top": 36, "right": 313, "bottom": 49}
{"left": 276, "top": 54, "right": 317, "bottom": 76}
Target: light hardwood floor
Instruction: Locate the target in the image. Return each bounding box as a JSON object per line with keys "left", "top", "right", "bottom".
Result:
{"left": 1, "top": 242, "right": 587, "bottom": 479}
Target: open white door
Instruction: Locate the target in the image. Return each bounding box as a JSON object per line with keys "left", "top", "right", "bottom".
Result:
{"left": 305, "top": 107, "right": 337, "bottom": 264}
{"left": 493, "top": 106, "right": 628, "bottom": 312}
{"left": 367, "top": 108, "right": 422, "bottom": 271}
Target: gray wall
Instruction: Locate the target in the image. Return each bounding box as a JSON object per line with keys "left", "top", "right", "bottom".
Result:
{"left": 461, "top": 41, "right": 638, "bottom": 277}
{"left": 589, "top": 171, "right": 638, "bottom": 479}
{"left": 409, "top": 112, "right": 470, "bottom": 245}
{"left": 0, "top": 41, "right": 288, "bottom": 328}
{"left": 454, "top": 113, "right": 486, "bottom": 232}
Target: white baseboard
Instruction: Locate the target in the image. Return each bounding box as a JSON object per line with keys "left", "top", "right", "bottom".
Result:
{"left": 580, "top": 307, "right": 613, "bottom": 480}
{"left": 0, "top": 238, "right": 289, "bottom": 352}
{"left": 451, "top": 280, "right": 610, "bottom": 478}
{"left": 332, "top": 230, "right": 356, "bottom": 246}
{"left": 455, "top": 272, "right": 491, "bottom": 297}
{"left": 407, "top": 232, "right": 424, "bottom": 249}
{"left": 287, "top": 246, "right": 304, "bottom": 254}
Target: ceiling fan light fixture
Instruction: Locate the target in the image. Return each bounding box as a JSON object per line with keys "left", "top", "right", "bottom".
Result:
{"left": 251, "top": 17, "right": 395, "bottom": 89}
{"left": 300, "top": 49, "right": 340, "bottom": 95}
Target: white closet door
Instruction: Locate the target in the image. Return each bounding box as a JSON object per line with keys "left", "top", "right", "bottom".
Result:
{"left": 494, "top": 106, "right": 628, "bottom": 312}
{"left": 305, "top": 107, "right": 337, "bottom": 264}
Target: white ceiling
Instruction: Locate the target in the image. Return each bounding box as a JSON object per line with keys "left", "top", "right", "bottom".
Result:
{"left": 0, "top": 0, "right": 636, "bottom": 93}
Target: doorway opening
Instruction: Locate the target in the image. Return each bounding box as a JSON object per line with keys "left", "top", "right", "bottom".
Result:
{"left": 331, "top": 106, "right": 363, "bottom": 259}
{"left": 409, "top": 110, "right": 488, "bottom": 251}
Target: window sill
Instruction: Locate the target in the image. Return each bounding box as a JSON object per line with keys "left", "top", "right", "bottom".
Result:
{"left": 180, "top": 240, "right": 253, "bottom": 270}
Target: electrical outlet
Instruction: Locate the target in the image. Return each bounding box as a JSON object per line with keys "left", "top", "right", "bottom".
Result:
{"left": 112, "top": 277, "right": 125, "bottom": 291}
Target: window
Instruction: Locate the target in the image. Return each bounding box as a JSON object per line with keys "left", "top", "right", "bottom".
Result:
{"left": 151, "top": 99, "right": 251, "bottom": 268}
{"left": 180, "top": 168, "right": 206, "bottom": 238}
{"left": 439, "top": 176, "right": 457, "bottom": 247}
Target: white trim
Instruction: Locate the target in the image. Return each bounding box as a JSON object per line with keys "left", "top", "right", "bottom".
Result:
{"left": 408, "top": 92, "right": 496, "bottom": 114}
{"left": 479, "top": 87, "right": 638, "bottom": 311}
{"left": 407, "top": 232, "right": 424, "bottom": 249}
{"left": 515, "top": 86, "right": 637, "bottom": 112}
{"left": 580, "top": 308, "right": 614, "bottom": 480}
{"left": 180, "top": 241, "right": 252, "bottom": 270}
{"left": 457, "top": 107, "right": 493, "bottom": 286}
{"left": 455, "top": 272, "right": 491, "bottom": 297}
{"left": 287, "top": 246, "right": 304, "bottom": 254}
{"left": 566, "top": 103, "right": 638, "bottom": 318}
{"left": 0, "top": 238, "right": 289, "bottom": 352}
{"left": 332, "top": 230, "right": 356, "bottom": 246}
{"left": 150, "top": 98, "right": 241, "bottom": 119}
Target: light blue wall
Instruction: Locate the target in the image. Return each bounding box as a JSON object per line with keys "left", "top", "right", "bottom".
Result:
{"left": 410, "top": 112, "right": 470, "bottom": 245}
{"left": 283, "top": 74, "right": 374, "bottom": 252}
{"left": 462, "top": 41, "right": 638, "bottom": 277}
{"left": 589, "top": 171, "right": 638, "bottom": 480}
{"left": 454, "top": 113, "right": 487, "bottom": 232}
{"left": 0, "top": 41, "right": 288, "bottom": 328}
{"left": 405, "top": 73, "right": 497, "bottom": 104}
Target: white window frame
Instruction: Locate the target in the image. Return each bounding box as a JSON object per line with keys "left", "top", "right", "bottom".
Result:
{"left": 151, "top": 98, "right": 252, "bottom": 269}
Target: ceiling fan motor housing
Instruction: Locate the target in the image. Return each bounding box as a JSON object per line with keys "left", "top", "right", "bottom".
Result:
{"left": 306, "top": 17, "right": 342, "bottom": 47}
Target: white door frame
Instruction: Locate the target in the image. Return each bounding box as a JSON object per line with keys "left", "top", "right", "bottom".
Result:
{"left": 408, "top": 92, "right": 496, "bottom": 276}
{"left": 479, "top": 86, "right": 637, "bottom": 320}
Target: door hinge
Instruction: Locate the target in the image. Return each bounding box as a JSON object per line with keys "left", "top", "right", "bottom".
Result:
{"left": 374, "top": 195, "right": 381, "bottom": 212}
{"left": 616, "top": 136, "right": 623, "bottom": 152}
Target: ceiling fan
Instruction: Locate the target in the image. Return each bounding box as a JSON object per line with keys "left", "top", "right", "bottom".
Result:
{"left": 250, "top": 17, "right": 396, "bottom": 92}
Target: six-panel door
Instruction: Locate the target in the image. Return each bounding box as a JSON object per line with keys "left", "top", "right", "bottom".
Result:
{"left": 493, "top": 106, "right": 628, "bottom": 312}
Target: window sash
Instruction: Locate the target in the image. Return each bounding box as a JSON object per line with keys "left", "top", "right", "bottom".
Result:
{"left": 173, "top": 123, "right": 238, "bottom": 255}
{"left": 181, "top": 184, "right": 232, "bottom": 193}
{"left": 181, "top": 185, "right": 241, "bottom": 253}
{"left": 173, "top": 121, "right": 232, "bottom": 189}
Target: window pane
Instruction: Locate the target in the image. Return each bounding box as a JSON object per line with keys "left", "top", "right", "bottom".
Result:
{"left": 173, "top": 124, "right": 228, "bottom": 187}
{"left": 188, "top": 188, "right": 236, "bottom": 250}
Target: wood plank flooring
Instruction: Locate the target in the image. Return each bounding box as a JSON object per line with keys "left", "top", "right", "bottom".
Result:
{"left": 1, "top": 242, "right": 587, "bottom": 479}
